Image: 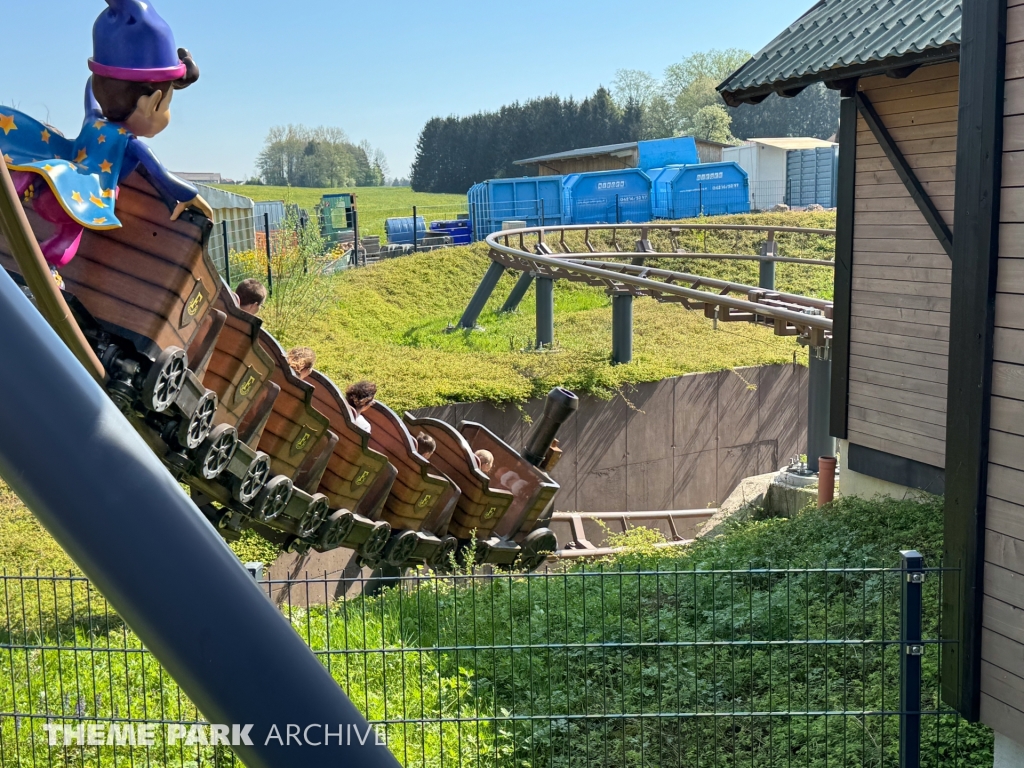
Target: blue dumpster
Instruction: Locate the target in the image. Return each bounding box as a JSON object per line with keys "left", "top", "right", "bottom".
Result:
{"left": 562, "top": 168, "right": 653, "bottom": 224}
{"left": 385, "top": 216, "right": 427, "bottom": 245}
{"left": 648, "top": 162, "right": 750, "bottom": 219}
{"left": 466, "top": 176, "right": 568, "bottom": 241}
{"left": 429, "top": 219, "right": 472, "bottom": 245}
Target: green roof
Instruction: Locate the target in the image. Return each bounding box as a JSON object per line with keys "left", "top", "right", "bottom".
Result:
{"left": 719, "top": 0, "right": 961, "bottom": 105}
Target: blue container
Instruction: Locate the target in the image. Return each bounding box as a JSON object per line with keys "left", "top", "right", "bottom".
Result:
{"left": 385, "top": 216, "right": 427, "bottom": 245}
{"left": 562, "top": 168, "right": 653, "bottom": 224}
{"left": 648, "top": 162, "right": 750, "bottom": 219}
{"left": 430, "top": 219, "right": 472, "bottom": 245}
{"left": 254, "top": 200, "right": 287, "bottom": 230}
{"left": 637, "top": 137, "right": 699, "bottom": 170}
{"left": 466, "top": 176, "right": 568, "bottom": 241}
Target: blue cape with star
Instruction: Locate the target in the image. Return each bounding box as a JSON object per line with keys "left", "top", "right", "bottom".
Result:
{"left": 1, "top": 107, "right": 129, "bottom": 230}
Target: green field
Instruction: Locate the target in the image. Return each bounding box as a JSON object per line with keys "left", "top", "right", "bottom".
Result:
{"left": 213, "top": 184, "right": 467, "bottom": 239}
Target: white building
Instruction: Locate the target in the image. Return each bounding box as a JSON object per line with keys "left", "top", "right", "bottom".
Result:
{"left": 723, "top": 137, "right": 837, "bottom": 210}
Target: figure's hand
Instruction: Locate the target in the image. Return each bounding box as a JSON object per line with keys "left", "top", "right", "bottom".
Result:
{"left": 171, "top": 194, "right": 215, "bottom": 222}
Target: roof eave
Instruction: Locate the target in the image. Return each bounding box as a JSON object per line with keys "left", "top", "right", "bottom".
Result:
{"left": 719, "top": 44, "right": 961, "bottom": 107}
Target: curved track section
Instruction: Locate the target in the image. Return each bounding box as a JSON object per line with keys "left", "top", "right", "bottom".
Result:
{"left": 484, "top": 223, "right": 836, "bottom": 344}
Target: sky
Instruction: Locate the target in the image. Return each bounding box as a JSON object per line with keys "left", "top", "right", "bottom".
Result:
{"left": 1, "top": 1, "right": 813, "bottom": 182}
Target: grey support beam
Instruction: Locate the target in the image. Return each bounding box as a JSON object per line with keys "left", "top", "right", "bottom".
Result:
{"left": 855, "top": 91, "right": 953, "bottom": 257}
{"left": 500, "top": 272, "right": 535, "bottom": 313}
{"left": 611, "top": 292, "right": 634, "bottom": 365}
{"left": 458, "top": 260, "right": 506, "bottom": 329}
{"left": 807, "top": 346, "right": 836, "bottom": 474}
{"left": 535, "top": 277, "right": 554, "bottom": 348}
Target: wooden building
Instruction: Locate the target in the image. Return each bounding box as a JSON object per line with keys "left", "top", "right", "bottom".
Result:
{"left": 720, "top": 0, "right": 1023, "bottom": 759}
{"left": 513, "top": 136, "right": 732, "bottom": 176}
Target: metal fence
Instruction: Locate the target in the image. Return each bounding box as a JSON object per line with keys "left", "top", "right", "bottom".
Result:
{"left": 0, "top": 553, "right": 981, "bottom": 767}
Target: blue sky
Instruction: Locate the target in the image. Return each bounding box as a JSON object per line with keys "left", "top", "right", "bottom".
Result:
{"left": 1, "top": 1, "right": 813, "bottom": 182}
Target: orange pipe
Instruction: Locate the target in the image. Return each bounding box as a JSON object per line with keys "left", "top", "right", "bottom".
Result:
{"left": 818, "top": 456, "right": 837, "bottom": 507}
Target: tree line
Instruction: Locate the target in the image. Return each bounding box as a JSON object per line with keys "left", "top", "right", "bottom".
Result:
{"left": 252, "top": 125, "right": 390, "bottom": 187}
{"left": 411, "top": 49, "right": 839, "bottom": 194}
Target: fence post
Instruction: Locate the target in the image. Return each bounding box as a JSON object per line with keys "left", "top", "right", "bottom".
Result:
{"left": 536, "top": 276, "right": 554, "bottom": 349}
{"left": 611, "top": 290, "right": 633, "bottom": 364}
{"left": 412, "top": 205, "right": 418, "bottom": 253}
{"left": 221, "top": 220, "right": 231, "bottom": 287}
{"left": 806, "top": 342, "right": 835, "bottom": 473}
{"left": 263, "top": 212, "right": 273, "bottom": 297}
{"left": 352, "top": 193, "right": 361, "bottom": 267}
{"left": 500, "top": 272, "right": 535, "bottom": 313}
{"left": 900, "top": 550, "right": 925, "bottom": 768}
{"left": 759, "top": 231, "right": 776, "bottom": 290}
{"left": 458, "top": 260, "right": 506, "bottom": 329}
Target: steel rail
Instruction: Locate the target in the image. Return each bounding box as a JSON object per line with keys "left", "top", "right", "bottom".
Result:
{"left": 485, "top": 224, "right": 834, "bottom": 338}
{"left": 578, "top": 252, "right": 835, "bottom": 267}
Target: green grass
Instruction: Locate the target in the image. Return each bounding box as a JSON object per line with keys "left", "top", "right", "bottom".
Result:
{"left": 213, "top": 184, "right": 467, "bottom": 239}
{"left": 0, "top": 496, "right": 993, "bottom": 767}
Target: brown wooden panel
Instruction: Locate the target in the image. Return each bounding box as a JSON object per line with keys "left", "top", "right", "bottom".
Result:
{"left": 850, "top": 327, "right": 949, "bottom": 355}
{"left": 854, "top": 211, "right": 934, "bottom": 227}
{"left": 856, "top": 152, "right": 957, "bottom": 173}
{"left": 984, "top": 592, "right": 1024, "bottom": 645}
{"left": 980, "top": 659, "right": 1024, "bottom": 715}
{"left": 848, "top": 391, "right": 946, "bottom": 427}
{"left": 996, "top": 292, "right": 1024, "bottom": 329}
{"left": 858, "top": 137, "right": 958, "bottom": 160}
{"left": 850, "top": 302, "right": 950, "bottom": 328}
{"left": 989, "top": 463, "right": 1024, "bottom": 507}
{"left": 850, "top": 278, "right": 951, "bottom": 300}
{"left": 870, "top": 90, "right": 959, "bottom": 116}
{"left": 982, "top": 628, "right": 1024, "bottom": 680}
{"left": 980, "top": 693, "right": 1024, "bottom": 740}
{"left": 855, "top": 195, "right": 955, "bottom": 214}
{"left": 1011, "top": 5, "right": 1024, "bottom": 43}
{"left": 991, "top": 395, "right": 1024, "bottom": 437}
{"left": 848, "top": 367, "right": 948, "bottom": 399}
{"left": 986, "top": 530, "right": 1024, "bottom": 577}
{"left": 856, "top": 164, "right": 957, "bottom": 185}
{"left": 997, "top": 259, "right": 1024, "bottom": 293}
{"left": 849, "top": 354, "right": 948, "bottom": 385}
{"left": 850, "top": 263, "right": 952, "bottom": 283}
{"left": 849, "top": 341, "right": 948, "bottom": 369}
{"left": 846, "top": 417, "right": 947, "bottom": 456}
{"left": 63, "top": 281, "right": 185, "bottom": 351}
{"left": 992, "top": 361, "right": 1024, "bottom": 400}
{"left": 1002, "top": 151, "right": 1024, "bottom": 189}
{"left": 988, "top": 496, "right": 1024, "bottom": 542}
{"left": 856, "top": 121, "right": 958, "bottom": 144}
{"left": 852, "top": 223, "right": 952, "bottom": 240}
{"left": 853, "top": 237, "right": 951, "bottom": 255}
{"left": 846, "top": 428, "right": 946, "bottom": 468}
{"left": 851, "top": 289, "right": 951, "bottom": 313}
{"left": 856, "top": 105, "right": 959, "bottom": 131}
{"left": 1006, "top": 77, "right": 1024, "bottom": 116}
{"left": 848, "top": 379, "right": 948, "bottom": 414}
{"left": 991, "top": 429, "right": 1024, "bottom": 474}
{"left": 995, "top": 327, "right": 1024, "bottom": 365}
{"left": 859, "top": 62, "right": 960, "bottom": 92}
{"left": 847, "top": 405, "right": 946, "bottom": 440}
{"left": 850, "top": 315, "right": 951, "bottom": 342}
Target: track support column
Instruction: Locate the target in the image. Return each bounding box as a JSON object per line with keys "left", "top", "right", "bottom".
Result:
{"left": 500, "top": 272, "right": 535, "bottom": 313}
{"left": 611, "top": 291, "right": 633, "bottom": 365}
{"left": 536, "top": 276, "right": 554, "bottom": 348}
{"left": 807, "top": 344, "right": 835, "bottom": 473}
{"left": 458, "top": 259, "right": 506, "bottom": 329}
{"left": 759, "top": 233, "right": 777, "bottom": 291}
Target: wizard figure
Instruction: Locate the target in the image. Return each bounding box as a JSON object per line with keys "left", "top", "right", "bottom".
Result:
{"left": 0, "top": 0, "right": 212, "bottom": 270}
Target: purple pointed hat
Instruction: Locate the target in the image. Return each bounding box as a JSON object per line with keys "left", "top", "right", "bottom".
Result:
{"left": 88, "top": 0, "right": 186, "bottom": 82}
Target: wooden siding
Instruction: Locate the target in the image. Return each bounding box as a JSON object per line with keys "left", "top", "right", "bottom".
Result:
{"left": 981, "top": 0, "right": 1024, "bottom": 734}
{"left": 848, "top": 63, "right": 957, "bottom": 468}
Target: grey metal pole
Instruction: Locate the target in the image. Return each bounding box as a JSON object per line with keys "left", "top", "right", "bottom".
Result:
{"left": 500, "top": 272, "right": 534, "bottom": 313}
{"left": 263, "top": 212, "right": 273, "bottom": 297}
{"left": 759, "top": 235, "right": 776, "bottom": 291}
{"left": 900, "top": 549, "right": 924, "bottom": 768}
{"left": 0, "top": 269, "right": 400, "bottom": 768}
{"left": 352, "top": 193, "right": 361, "bottom": 267}
{"left": 412, "top": 205, "right": 418, "bottom": 252}
{"left": 611, "top": 292, "right": 634, "bottom": 365}
{"left": 536, "top": 276, "right": 554, "bottom": 348}
{"left": 807, "top": 345, "right": 835, "bottom": 473}
{"left": 458, "top": 260, "right": 506, "bottom": 329}
{"left": 221, "top": 219, "right": 231, "bottom": 286}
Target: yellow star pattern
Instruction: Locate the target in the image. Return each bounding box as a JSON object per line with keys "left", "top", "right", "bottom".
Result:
{"left": 93, "top": 121, "right": 105, "bottom": 130}
{"left": 93, "top": 217, "right": 107, "bottom": 225}
{"left": 74, "top": 148, "right": 88, "bottom": 164}
{"left": 3, "top": 154, "right": 12, "bottom": 164}
{"left": 117, "top": 128, "right": 127, "bottom": 135}
{"left": 71, "top": 191, "right": 83, "bottom": 203}
{"left": 89, "top": 194, "right": 107, "bottom": 208}
{"left": 99, "top": 160, "right": 113, "bottom": 173}
{"left": 43, "top": 164, "right": 53, "bottom": 171}
{"left": 40, "top": 129, "right": 51, "bottom": 143}
{"left": 97, "top": 134, "right": 107, "bottom": 144}
{"left": 0, "top": 113, "right": 16, "bottom": 135}
{"left": 101, "top": 188, "right": 114, "bottom": 198}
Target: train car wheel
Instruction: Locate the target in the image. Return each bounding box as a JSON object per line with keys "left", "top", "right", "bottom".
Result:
{"left": 232, "top": 453, "right": 271, "bottom": 505}
{"left": 361, "top": 522, "right": 392, "bottom": 559}
{"left": 430, "top": 536, "right": 458, "bottom": 570}
{"left": 178, "top": 391, "right": 218, "bottom": 450}
{"left": 143, "top": 347, "right": 188, "bottom": 413}
{"left": 519, "top": 528, "right": 557, "bottom": 572}
{"left": 195, "top": 425, "right": 238, "bottom": 480}
{"left": 299, "top": 494, "right": 331, "bottom": 538}
{"left": 317, "top": 510, "right": 355, "bottom": 551}
{"left": 384, "top": 530, "right": 419, "bottom": 567}
{"left": 253, "top": 476, "right": 293, "bottom": 522}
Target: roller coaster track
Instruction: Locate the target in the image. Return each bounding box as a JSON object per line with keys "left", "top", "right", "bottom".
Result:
{"left": 475, "top": 223, "right": 836, "bottom": 345}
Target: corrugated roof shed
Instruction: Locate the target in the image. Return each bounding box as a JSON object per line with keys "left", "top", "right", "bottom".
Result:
{"left": 719, "top": 0, "right": 961, "bottom": 105}
{"left": 745, "top": 137, "right": 837, "bottom": 149}
{"left": 514, "top": 142, "right": 638, "bottom": 166}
